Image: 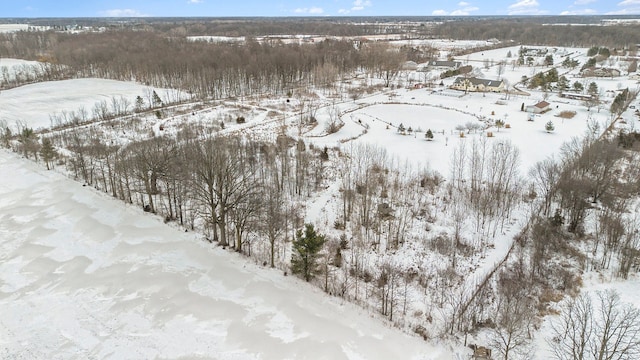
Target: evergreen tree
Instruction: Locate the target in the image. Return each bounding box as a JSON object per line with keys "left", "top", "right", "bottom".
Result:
{"left": 545, "top": 121, "right": 555, "bottom": 133}
{"left": 135, "top": 95, "right": 145, "bottom": 112}
{"left": 588, "top": 82, "right": 599, "bottom": 96}
{"left": 425, "top": 129, "right": 434, "bottom": 141}
{"left": 610, "top": 88, "right": 629, "bottom": 116}
{"left": 582, "top": 57, "right": 596, "bottom": 70}
{"left": 572, "top": 81, "right": 584, "bottom": 92}
{"left": 557, "top": 76, "right": 569, "bottom": 91}
{"left": 397, "top": 123, "right": 406, "bottom": 134}
{"left": 545, "top": 68, "right": 558, "bottom": 83}
{"left": 152, "top": 90, "right": 163, "bottom": 108}
{"left": 40, "top": 138, "right": 58, "bottom": 170}
{"left": 562, "top": 58, "right": 579, "bottom": 69}
{"left": 291, "top": 224, "right": 326, "bottom": 282}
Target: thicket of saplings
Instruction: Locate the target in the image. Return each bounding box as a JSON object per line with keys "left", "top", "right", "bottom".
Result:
{"left": 2, "top": 20, "right": 640, "bottom": 354}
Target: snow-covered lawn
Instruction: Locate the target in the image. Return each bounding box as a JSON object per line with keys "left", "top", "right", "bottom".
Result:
{"left": 0, "top": 150, "right": 452, "bottom": 360}
{"left": 305, "top": 87, "right": 613, "bottom": 176}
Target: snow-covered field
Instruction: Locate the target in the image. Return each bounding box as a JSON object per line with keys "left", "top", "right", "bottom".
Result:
{"left": 0, "top": 149, "right": 453, "bottom": 359}
{"left": 0, "top": 58, "right": 45, "bottom": 78}
{"left": 0, "top": 78, "right": 186, "bottom": 131}
{"left": 0, "top": 24, "right": 29, "bottom": 33}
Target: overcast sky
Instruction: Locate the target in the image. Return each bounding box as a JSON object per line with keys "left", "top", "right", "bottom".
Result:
{"left": 4, "top": 0, "right": 640, "bottom": 17}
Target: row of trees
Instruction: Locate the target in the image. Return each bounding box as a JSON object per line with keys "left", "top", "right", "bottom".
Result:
{"left": 32, "top": 126, "right": 327, "bottom": 270}
{"left": 0, "top": 61, "right": 70, "bottom": 89}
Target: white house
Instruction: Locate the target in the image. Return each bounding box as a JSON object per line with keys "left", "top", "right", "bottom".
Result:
{"left": 451, "top": 77, "right": 505, "bottom": 93}
{"left": 580, "top": 67, "right": 621, "bottom": 78}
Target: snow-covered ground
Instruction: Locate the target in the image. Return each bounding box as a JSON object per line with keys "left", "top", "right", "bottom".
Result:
{"left": 0, "top": 58, "right": 46, "bottom": 79}
{"left": 2, "top": 42, "right": 639, "bottom": 359}
{"left": 304, "top": 86, "right": 615, "bottom": 176}
{"left": 0, "top": 24, "right": 29, "bottom": 33}
{"left": 0, "top": 149, "right": 454, "bottom": 359}
{"left": 0, "top": 78, "right": 187, "bottom": 131}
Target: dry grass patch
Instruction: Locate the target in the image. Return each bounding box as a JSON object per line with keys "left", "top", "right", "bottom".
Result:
{"left": 557, "top": 110, "right": 577, "bottom": 119}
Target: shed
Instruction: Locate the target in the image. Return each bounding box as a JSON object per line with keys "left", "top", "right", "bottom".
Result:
{"left": 526, "top": 101, "right": 550, "bottom": 114}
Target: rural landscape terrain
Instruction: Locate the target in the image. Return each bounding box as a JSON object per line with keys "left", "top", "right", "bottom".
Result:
{"left": 1, "top": 15, "right": 640, "bottom": 359}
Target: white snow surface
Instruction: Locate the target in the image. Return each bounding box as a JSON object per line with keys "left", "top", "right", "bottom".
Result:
{"left": 0, "top": 78, "right": 184, "bottom": 131}
{"left": 0, "top": 24, "right": 29, "bottom": 33}
{"left": 0, "top": 150, "right": 451, "bottom": 360}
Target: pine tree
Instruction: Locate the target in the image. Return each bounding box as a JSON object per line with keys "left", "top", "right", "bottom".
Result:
{"left": 40, "top": 138, "right": 58, "bottom": 170}
{"left": 152, "top": 90, "right": 163, "bottom": 108}
{"left": 291, "top": 224, "right": 326, "bottom": 282}
{"left": 573, "top": 81, "right": 584, "bottom": 92}
{"left": 545, "top": 121, "right": 555, "bottom": 133}
{"left": 135, "top": 95, "right": 145, "bottom": 112}
{"left": 397, "top": 123, "right": 406, "bottom": 134}
{"left": 588, "top": 82, "right": 598, "bottom": 96}
{"left": 425, "top": 129, "right": 434, "bottom": 141}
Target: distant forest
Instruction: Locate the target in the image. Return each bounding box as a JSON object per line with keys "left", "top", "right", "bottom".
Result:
{"left": 432, "top": 20, "right": 640, "bottom": 49}
{"left": 2, "top": 16, "right": 639, "bottom": 47}
{"left": 1, "top": 17, "right": 638, "bottom": 99}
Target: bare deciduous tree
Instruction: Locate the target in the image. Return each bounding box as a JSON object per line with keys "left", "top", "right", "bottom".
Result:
{"left": 550, "top": 290, "right": 640, "bottom": 360}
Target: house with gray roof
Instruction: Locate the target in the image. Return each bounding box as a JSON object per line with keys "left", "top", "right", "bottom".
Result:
{"left": 420, "top": 60, "right": 463, "bottom": 71}
{"left": 451, "top": 77, "right": 505, "bottom": 93}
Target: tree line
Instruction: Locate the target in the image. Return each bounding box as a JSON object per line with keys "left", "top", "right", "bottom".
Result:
{"left": 0, "top": 30, "right": 409, "bottom": 100}
{"left": 433, "top": 20, "right": 640, "bottom": 49}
